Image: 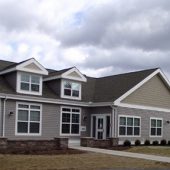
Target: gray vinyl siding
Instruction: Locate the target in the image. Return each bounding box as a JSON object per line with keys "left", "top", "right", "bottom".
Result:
{"left": 117, "top": 106, "right": 170, "bottom": 143}
{"left": 122, "top": 75, "right": 170, "bottom": 109}
{"left": 4, "top": 100, "right": 88, "bottom": 140}
{"left": 4, "top": 72, "right": 17, "bottom": 90}
{"left": 4, "top": 100, "right": 61, "bottom": 140}
{"left": 46, "top": 79, "right": 61, "bottom": 97}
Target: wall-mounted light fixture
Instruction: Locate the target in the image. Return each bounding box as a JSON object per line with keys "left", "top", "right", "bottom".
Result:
{"left": 166, "top": 120, "right": 170, "bottom": 124}
{"left": 83, "top": 115, "right": 87, "bottom": 121}
{"left": 9, "top": 111, "right": 14, "bottom": 116}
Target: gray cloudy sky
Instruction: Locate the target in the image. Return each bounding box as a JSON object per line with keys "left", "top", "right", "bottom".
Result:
{"left": 0, "top": 0, "right": 170, "bottom": 78}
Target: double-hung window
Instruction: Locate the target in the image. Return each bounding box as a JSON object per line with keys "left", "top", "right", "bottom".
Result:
{"left": 119, "top": 116, "right": 140, "bottom": 136}
{"left": 61, "top": 107, "right": 80, "bottom": 135}
{"left": 62, "top": 80, "right": 81, "bottom": 99}
{"left": 150, "top": 118, "right": 163, "bottom": 137}
{"left": 16, "top": 103, "right": 41, "bottom": 135}
{"left": 18, "top": 72, "right": 42, "bottom": 95}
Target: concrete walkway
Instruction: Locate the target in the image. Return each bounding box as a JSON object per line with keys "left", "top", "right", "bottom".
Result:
{"left": 70, "top": 146, "right": 170, "bottom": 163}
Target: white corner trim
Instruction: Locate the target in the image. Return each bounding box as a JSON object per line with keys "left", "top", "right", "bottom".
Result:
{"left": 114, "top": 69, "right": 170, "bottom": 105}
{"left": 117, "top": 102, "right": 170, "bottom": 113}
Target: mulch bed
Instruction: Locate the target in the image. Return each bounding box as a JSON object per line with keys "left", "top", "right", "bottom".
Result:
{"left": 0, "top": 148, "right": 86, "bottom": 155}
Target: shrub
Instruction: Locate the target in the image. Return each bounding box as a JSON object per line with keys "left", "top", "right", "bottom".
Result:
{"left": 144, "top": 140, "right": 150, "bottom": 146}
{"left": 135, "top": 140, "right": 141, "bottom": 146}
{"left": 168, "top": 141, "right": 170, "bottom": 145}
{"left": 152, "top": 140, "right": 159, "bottom": 146}
{"left": 160, "top": 139, "right": 167, "bottom": 146}
{"left": 123, "top": 140, "right": 131, "bottom": 147}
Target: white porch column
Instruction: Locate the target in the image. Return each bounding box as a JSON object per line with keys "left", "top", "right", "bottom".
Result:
{"left": 111, "top": 105, "right": 118, "bottom": 138}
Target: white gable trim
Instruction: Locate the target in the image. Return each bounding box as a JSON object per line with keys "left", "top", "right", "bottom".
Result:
{"left": 0, "top": 58, "right": 48, "bottom": 75}
{"left": 114, "top": 69, "right": 170, "bottom": 105}
{"left": 16, "top": 58, "right": 48, "bottom": 75}
{"left": 117, "top": 102, "right": 170, "bottom": 113}
{"left": 44, "top": 67, "right": 87, "bottom": 82}
{"left": 61, "top": 67, "right": 87, "bottom": 82}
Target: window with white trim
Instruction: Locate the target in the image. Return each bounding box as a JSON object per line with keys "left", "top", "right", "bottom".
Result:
{"left": 18, "top": 72, "right": 42, "bottom": 95}
{"left": 150, "top": 118, "right": 162, "bottom": 137}
{"left": 62, "top": 80, "right": 81, "bottom": 99}
{"left": 61, "top": 107, "right": 80, "bottom": 135}
{"left": 16, "top": 103, "right": 41, "bottom": 135}
{"left": 119, "top": 116, "right": 140, "bottom": 136}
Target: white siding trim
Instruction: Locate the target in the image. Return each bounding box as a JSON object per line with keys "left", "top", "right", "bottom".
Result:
{"left": 117, "top": 102, "right": 170, "bottom": 113}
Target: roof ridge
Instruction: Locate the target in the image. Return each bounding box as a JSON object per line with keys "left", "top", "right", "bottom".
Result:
{"left": 97, "top": 68, "right": 159, "bottom": 79}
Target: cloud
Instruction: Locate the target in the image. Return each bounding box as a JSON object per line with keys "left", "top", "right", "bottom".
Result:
{"left": 0, "top": 0, "right": 170, "bottom": 79}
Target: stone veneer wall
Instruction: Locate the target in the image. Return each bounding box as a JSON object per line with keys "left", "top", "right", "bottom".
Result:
{"left": 81, "top": 137, "right": 119, "bottom": 148}
{"left": 0, "top": 137, "right": 68, "bottom": 152}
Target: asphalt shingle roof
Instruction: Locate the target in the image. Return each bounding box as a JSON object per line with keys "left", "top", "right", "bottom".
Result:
{"left": 0, "top": 59, "right": 158, "bottom": 103}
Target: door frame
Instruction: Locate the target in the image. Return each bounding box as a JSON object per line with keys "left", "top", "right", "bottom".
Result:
{"left": 96, "top": 115, "right": 106, "bottom": 139}
{"left": 91, "top": 113, "right": 111, "bottom": 139}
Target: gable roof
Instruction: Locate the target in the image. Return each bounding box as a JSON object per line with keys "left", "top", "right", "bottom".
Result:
{"left": 0, "top": 59, "right": 162, "bottom": 104}
{"left": 44, "top": 67, "right": 87, "bottom": 82}
{"left": 0, "top": 58, "right": 48, "bottom": 75}
{"left": 46, "top": 67, "right": 74, "bottom": 77}
{"left": 82, "top": 68, "right": 158, "bottom": 102}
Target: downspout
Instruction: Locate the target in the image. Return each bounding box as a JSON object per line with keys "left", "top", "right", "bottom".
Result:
{"left": 2, "top": 97, "right": 7, "bottom": 137}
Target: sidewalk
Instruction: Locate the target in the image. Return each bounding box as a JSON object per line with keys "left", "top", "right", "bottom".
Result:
{"left": 70, "top": 146, "right": 170, "bottom": 163}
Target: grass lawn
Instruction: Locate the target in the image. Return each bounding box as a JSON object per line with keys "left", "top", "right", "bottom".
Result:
{"left": 127, "top": 146, "right": 170, "bottom": 157}
{"left": 0, "top": 152, "right": 170, "bottom": 170}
